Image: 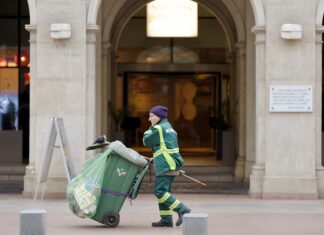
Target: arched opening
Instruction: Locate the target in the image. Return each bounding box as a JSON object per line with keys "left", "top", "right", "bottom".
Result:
{"left": 124, "top": 7, "right": 227, "bottom": 150}
{"left": 109, "top": 2, "right": 234, "bottom": 165}
{"left": 99, "top": 0, "right": 255, "bottom": 192}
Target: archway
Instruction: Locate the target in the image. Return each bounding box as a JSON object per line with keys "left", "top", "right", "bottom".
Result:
{"left": 98, "top": 0, "right": 249, "bottom": 181}
{"left": 88, "top": 0, "right": 268, "bottom": 188}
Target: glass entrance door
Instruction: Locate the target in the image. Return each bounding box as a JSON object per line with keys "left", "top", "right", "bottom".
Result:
{"left": 124, "top": 73, "right": 221, "bottom": 149}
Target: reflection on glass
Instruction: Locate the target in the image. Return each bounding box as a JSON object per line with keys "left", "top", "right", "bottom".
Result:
{"left": 0, "top": 68, "right": 19, "bottom": 130}
{"left": 0, "top": 47, "right": 30, "bottom": 68}
{"left": 0, "top": 94, "right": 18, "bottom": 130}
{"left": 0, "top": 47, "right": 19, "bottom": 68}
{"left": 126, "top": 73, "right": 218, "bottom": 148}
{"left": 20, "top": 47, "right": 30, "bottom": 67}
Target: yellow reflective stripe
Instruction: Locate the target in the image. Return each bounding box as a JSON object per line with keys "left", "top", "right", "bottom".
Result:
{"left": 144, "top": 130, "right": 152, "bottom": 135}
{"left": 169, "top": 200, "right": 180, "bottom": 210}
{"left": 160, "top": 210, "right": 172, "bottom": 216}
{"left": 153, "top": 125, "right": 177, "bottom": 170}
{"left": 168, "top": 148, "right": 179, "bottom": 153}
{"left": 162, "top": 152, "right": 176, "bottom": 170}
{"left": 158, "top": 192, "right": 171, "bottom": 204}
{"left": 153, "top": 150, "right": 162, "bottom": 158}
{"left": 153, "top": 148, "right": 179, "bottom": 158}
{"left": 153, "top": 149, "right": 163, "bottom": 157}
{"left": 154, "top": 125, "right": 167, "bottom": 148}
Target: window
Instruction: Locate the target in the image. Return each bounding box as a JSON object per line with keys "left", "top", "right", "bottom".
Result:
{"left": 0, "top": 0, "right": 30, "bottom": 163}
{"left": 0, "top": 0, "right": 30, "bottom": 131}
{"left": 124, "top": 73, "right": 220, "bottom": 148}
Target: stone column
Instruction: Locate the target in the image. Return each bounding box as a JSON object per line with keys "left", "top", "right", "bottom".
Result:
{"left": 23, "top": 1, "right": 89, "bottom": 198}
{"left": 260, "top": 1, "right": 317, "bottom": 199}
{"left": 244, "top": 4, "right": 256, "bottom": 182}
{"left": 315, "top": 26, "right": 324, "bottom": 198}
{"left": 234, "top": 41, "right": 246, "bottom": 182}
{"left": 104, "top": 44, "right": 118, "bottom": 140}
{"left": 249, "top": 26, "right": 266, "bottom": 198}
{"left": 23, "top": 24, "right": 37, "bottom": 196}
{"left": 101, "top": 42, "right": 112, "bottom": 134}
{"left": 86, "top": 24, "right": 100, "bottom": 150}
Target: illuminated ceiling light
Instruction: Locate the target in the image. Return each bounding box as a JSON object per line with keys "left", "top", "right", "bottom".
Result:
{"left": 147, "top": 0, "right": 198, "bottom": 37}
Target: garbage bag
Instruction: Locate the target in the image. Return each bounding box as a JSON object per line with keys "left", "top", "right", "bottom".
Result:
{"left": 109, "top": 140, "right": 147, "bottom": 166}
{"left": 67, "top": 153, "right": 107, "bottom": 218}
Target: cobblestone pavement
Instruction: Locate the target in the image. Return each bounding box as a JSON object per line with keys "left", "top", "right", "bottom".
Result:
{"left": 0, "top": 180, "right": 249, "bottom": 194}
{"left": 1, "top": 194, "right": 324, "bottom": 235}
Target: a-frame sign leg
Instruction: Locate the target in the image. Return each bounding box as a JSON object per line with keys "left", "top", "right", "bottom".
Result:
{"left": 34, "top": 118, "right": 76, "bottom": 200}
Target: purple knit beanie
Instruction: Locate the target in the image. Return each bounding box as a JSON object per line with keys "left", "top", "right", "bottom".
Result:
{"left": 149, "top": 105, "right": 168, "bottom": 119}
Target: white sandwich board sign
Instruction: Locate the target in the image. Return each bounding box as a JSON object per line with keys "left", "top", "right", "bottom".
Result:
{"left": 35, "top": 118, "right": 76, "bottom": 200}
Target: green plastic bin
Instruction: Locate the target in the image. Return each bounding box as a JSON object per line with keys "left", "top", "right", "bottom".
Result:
{"left": 90, "top": 145, "right": 149, "bottom": 227}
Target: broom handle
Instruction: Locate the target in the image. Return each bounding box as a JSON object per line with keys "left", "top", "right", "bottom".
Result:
{"left": 179, "top": 170, "right": 207, "bottom": 187}
{"left": 144, "top": 157, "right": 207, "bottom": 187}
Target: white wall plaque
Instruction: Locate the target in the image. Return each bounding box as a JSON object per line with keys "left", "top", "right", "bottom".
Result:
{"left": 50, "top": 23, "right": 71, "bottom": 39}
{"left": 281, "top": 24, "right": 303, "bottom": 40}
{"left": 269, "top": 85, "right": 312, "bottom": 112}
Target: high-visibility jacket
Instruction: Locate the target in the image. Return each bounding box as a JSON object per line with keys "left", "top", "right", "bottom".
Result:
{"left": 143, "top": 119, "right": 184, "bottom": 176}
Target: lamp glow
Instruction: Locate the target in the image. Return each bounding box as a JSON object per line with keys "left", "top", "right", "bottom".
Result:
{"left": 147, "top": 0, "right": 198, "bottom": 37}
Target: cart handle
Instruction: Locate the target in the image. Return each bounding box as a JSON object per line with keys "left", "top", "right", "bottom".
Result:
{"left": 130, "top": 163, "right": 150, "bottom": 200}
{"left": 85, "top": 141, "right": 110, "bottom": 151}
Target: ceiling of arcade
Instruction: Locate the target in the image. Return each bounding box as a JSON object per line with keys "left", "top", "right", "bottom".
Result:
{"left": 100, "top": 0, "right": 249, "bottom": 52}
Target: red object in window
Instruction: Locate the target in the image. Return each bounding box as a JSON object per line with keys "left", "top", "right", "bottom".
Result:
{"left": 11, "top": 51, "right": 30, "bottom": 67}
{"left": 20, "top": 51, "right": 30, "bottom": 67}
{"left": 24, "top": 72, "right": 30, "bottom": 82}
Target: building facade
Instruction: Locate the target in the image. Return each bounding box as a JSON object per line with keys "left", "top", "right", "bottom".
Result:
{"left": 18, "top": 0, "right": 324, "bottom": 199}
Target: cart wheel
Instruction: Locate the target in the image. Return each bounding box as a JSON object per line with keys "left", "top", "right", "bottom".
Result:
{"left": 102, "top": 212, "right": 120, "bottom": 228}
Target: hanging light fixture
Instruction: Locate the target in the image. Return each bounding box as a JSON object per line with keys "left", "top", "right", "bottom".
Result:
{"left": 147, "top": 0, "right": 198, "bottom": 37}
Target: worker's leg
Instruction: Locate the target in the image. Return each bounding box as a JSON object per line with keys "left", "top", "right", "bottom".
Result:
{"left": 155, "top": 175, "right": 191, "bottom": 226}
{"left": 153, "top": 175, "right": 173, "bottom": 225}
{"left": 155, "top": 176, "right": 190, "bottom": 215}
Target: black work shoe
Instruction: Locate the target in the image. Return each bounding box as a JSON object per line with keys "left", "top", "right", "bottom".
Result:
{"left": 176, "top": 207, "right": 191, "bottom": 226}
{"left": 152, "top": 220, "right": 173, "bottom": 227}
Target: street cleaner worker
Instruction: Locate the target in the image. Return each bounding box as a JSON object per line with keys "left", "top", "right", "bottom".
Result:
{"left": 143, "top": 105, "right": 191, "bottom": 227}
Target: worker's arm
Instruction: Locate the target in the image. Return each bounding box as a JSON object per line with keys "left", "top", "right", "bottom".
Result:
{"left": 143, "top": 126, "right": 160, "bottom": 148}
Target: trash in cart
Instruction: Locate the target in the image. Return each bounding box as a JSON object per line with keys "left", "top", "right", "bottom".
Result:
{"left": 67, "top": 140, "right": 149, "bottom": 227}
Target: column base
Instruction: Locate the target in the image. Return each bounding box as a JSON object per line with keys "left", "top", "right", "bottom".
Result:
{"left": 234, "top": 155, "right": 245, "bottom": 182}
{"left": 262, "top": 177, "right": 318, "bottom": 199}
{"left": 316, "top": 168, "right": 324, "bottom": 198}
{"left": 249, "top": 164, "right": 265, "bottom": 198}
{"left": 244, "top": 160, "right": 254, "bottom": 182}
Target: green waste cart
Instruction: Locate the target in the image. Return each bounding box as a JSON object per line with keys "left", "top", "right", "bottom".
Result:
{"left": 68, "top": 140, "right": 149, "bottom": 228}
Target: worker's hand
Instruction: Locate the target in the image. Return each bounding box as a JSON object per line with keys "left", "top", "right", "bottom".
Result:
{"left": 144, "top": 156, "right": 153, "bottom": 163}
